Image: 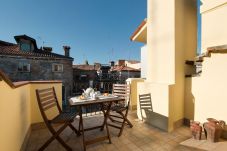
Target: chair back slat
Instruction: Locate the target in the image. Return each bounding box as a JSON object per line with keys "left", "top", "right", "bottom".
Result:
{"left": 40, "top": 95, "right": 56, "bottom": 102}
{"left": 139, "top": 93, "right": 152, "bottom": 110}
{"left": 36, "top": 87, "right": 61, "bottom": 112}
{"left": 41, "top": 99, "right": 57, "bottom": 107}
{"left": 139, "top": 93, "right": 152, "bottom": 121}
{"left": 43, "top": 102, "right": 57, "bottom": 111}
{"left": 112, "top": 93, "right": 129, "bottom": 97}
{"left": 113, "top": 84, "right": 130, "bottom": 106}
{"left": 38, "top": 87, "right": 53, "bottom": 93}
{"left": 39, "top": 91, "right": 54, "bottom": 98}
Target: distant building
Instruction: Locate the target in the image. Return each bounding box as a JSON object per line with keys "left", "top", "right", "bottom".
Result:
{"left": 110, "top": 65, "right": 141, "bottom": 82}
{"left": 116, "top": 59, "right": 141, "bottom": 70}
{"left": 0, "top": 35, "right": 74, "bottom": 99}
{"left": 73, "top": 62, "right": 100, "bottom": 94}
{"left": 73, "top": 60, "right": 140, "bottom": 94}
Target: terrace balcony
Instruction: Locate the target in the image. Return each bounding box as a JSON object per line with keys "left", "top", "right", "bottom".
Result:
{"left": 26, "top": 112, "right": 202, "bottom": 151}
{"left": 1, "top": 70, "right": 227, "bottom": 151}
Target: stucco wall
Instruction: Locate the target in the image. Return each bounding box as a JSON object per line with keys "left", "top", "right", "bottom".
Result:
{"left": 140, "top": 0, "right": 197, "bottom": 131}
{"left": 187, "top": 0, "right": 227, "bottom": 124}
{"left": 0, "top": 81, "right": 30, "bottom": 151}
{"left": 0, "top": 79, "right": 62, "bottom": 151}
{"left": 140, "top": 45, "right": 147, "bottom": 78}
{"left": 192, "top": 54, "right": 227, "bottom": 123}
{"left": 126, "top": 78, "right": 144, "bottom": 110}
{"left": 201, "top": 2, "right": 227, "bottom": 52}
{"left": 147, "top": 0, "right": 175, "bottom": 84}
{"left": 170, "top": 0, "right": 197, "bottom": 131}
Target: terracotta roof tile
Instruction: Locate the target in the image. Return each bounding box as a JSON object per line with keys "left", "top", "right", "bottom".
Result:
{"left": 0, "top": 45, "right": 73, "bottom": 60}
{"left": 127, "top": 60, "right": 140, "bottom": 64}
{"left": 111, "top": 65, "right": 140, "bottom": 72}
{"left": 73, "top": 65, "right": 99, "bottom": 70}
{"left": 130, "top": 19, "right": 147, "bottom": 41}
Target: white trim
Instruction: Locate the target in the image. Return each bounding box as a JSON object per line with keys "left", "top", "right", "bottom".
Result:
{"left": 52, "top": 63, "right": 63, "bottom": 72}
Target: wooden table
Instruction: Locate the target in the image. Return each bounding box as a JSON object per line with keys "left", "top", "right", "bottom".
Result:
{"left": 69, "top": 96, "right": 124, "bottom": 151}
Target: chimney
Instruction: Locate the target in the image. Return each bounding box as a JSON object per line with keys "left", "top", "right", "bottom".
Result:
{"left": 110, "top": 61, "right": 115, "bottom": 67}
{"left": 42, "top": 47, "right": 52, "bottom": 53}
{"left": 63, "top": 46, "right": 70, "bottom": 57}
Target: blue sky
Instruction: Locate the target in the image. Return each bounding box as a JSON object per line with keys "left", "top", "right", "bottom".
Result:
{"left": 0, "top": 0, "right": 146, "bottom": 64}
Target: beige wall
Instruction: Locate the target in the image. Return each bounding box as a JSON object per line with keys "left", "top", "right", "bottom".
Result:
{"left": 201, "top": 2, "right": 227, "bottom": 52}
{"left": 137, "top": 82, "right": 170, "bottom": 118}
{"left": 136, "top": 0, "right": 197, "bottom": 131}
{"left": 147, "top": 0, "right": 175, "bottom": 83}
{"left": 192, "top": 54, "right": 227, "bottom": 123}
{"left": 187, "top": 0, "right": 227, "bottom": 124}
{"left": 0, "top": 80, "right": 62, "bottom": 151}
{"left": 126, "top": 78, "right": 145, "bottom": 110}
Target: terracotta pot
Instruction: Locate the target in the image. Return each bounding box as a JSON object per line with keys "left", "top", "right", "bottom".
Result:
{"left": 190, "top": 121, "right": 202, "bottom": 140}
{"left": 204, "top": 118, "right": 224, "bottom": 142}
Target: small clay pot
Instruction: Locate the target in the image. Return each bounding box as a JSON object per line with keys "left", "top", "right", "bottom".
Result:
{"left": 190, "top": 121, "right": 202, "bottom": 140}
{"left": 204, "top": 118, "right": 224, "bottom": 142}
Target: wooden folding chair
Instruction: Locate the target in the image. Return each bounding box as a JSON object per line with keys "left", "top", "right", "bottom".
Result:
{"left": 36, "top": 87, "right": 80, "bottom": 151}
{"left": 139, "top": 93, "right": 152, "bottom": 121}
{"left": 107, "top": 84, "right": 133, "bottom": 137}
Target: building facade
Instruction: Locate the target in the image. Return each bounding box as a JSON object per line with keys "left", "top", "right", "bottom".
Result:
{"left": 0, "top": 35, "right": 74, "bottom": 99}
{"left": 73, "top": 63, "right": 100, "bottom": 94}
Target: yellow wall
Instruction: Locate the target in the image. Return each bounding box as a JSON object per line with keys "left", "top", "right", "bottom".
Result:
{"left": 0, "top": 80, "right": 62, "bottom": 151}
{"left": 126, "top": 78, "right": 145, "bottom": 110}
{"left": 201, "top": 2, "right": 227, "bottom": 52}
{"left": 147, "top": 0, "right": 175, "bottom": 83}
{"left": 184, "top": 78, "right": 195, "bottom": 120}
{"left": 169, "top": 0, "right": 197, "bottom": 131}
{"left": 139, "top": 0, "right": 197, "bottom": 131}
{"left": 0, "top": 80, "right": 30, "bottom": 151}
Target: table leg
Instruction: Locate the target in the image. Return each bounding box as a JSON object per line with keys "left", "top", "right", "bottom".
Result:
{"left": 105, "top": 102, "right": 112, "bottom": 144}
{"left": 100, "top": 102, "right": 112, "bottom": 143}
{"left": 100, "top": 104, "right": 106, "bottom": 131}
{"left": 79, "top": 106, "right": 86, "bottom": 151}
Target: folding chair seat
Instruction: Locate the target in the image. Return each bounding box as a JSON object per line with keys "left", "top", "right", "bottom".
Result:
{"left": 51, "top": 112, "right": 77, "bottom": 124}
{"left": 36, "top": 87, "right": 80, "bottom": 151}
{"left": 107, "top": 84, "right": 133, "bottom": 137}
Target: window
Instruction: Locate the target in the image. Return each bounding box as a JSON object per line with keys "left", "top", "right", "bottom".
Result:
{"left": 52, "top": 64, "right": 63, "bottom": 72}
{"left": 18, "top": 62, "right": 30, "bottom": 72}
{"left": 20, "top": 43, "right": 31, "bottom": 52}
{"left": 80, "top": 75, "right": 88, "bottom": 81}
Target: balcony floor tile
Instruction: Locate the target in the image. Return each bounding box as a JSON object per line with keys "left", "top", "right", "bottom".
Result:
{"left": 26, "top": 111, "right": 203, "bottom": 151}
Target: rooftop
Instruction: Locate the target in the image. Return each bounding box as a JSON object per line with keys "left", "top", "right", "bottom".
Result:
{"left": 73, "top": 64, "right": 100, "bottom": 71}
{"left": 111, "top": 65, "right": 140, "bottom": 72}
{"left": 130, "top": 19, "right": 147, "bottom": 43}
{"left": 0, "top": 35, "right": 73, "bottom": 60}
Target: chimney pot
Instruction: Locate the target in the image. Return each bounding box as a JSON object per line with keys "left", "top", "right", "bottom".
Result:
{"left": 63, "top": 46, "right": 70, "bottom": 57}
{"left": 110, "top": 61, "right": 115, "bottom": 67}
